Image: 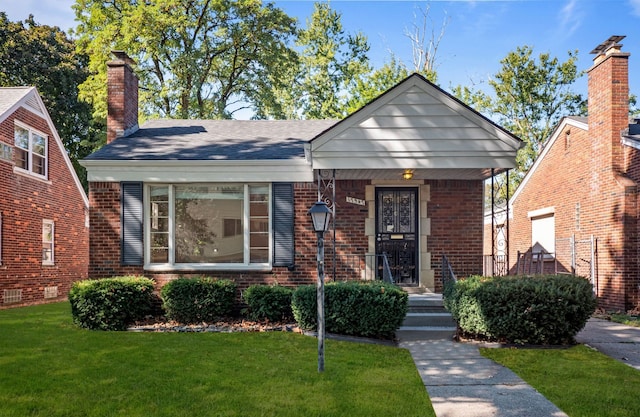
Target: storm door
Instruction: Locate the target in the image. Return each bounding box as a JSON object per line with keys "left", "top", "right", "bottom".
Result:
{"left": 375, "top": 188, "right": 418, "bottom": 285}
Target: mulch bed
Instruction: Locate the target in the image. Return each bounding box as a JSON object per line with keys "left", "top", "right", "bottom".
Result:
{"left": 128, "top": 316, "right": 301, "bottom": 333}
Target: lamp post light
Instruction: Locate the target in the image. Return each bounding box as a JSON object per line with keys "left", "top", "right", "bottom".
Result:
{"left": 308, "top": 201, "right": 332, "bottom": 372}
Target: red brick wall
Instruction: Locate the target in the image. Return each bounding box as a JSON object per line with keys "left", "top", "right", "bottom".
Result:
{"left": 0, "top": 107, "right": 89, "bottom": 308}
{"left": 87, "top": 180, "right": 371, "bottom": 293}
{"left": 87, "top": 178, "right": 486, "bottom": 296}
{"left": 88, "top": 181, "right": 142, "bottom": 277}
{"left": 624, "top": 143, "right": 640, "bottom": 311}
{"left": 509, "top": 49, "right": 637, "bottom": 311}
{"left": 511, "top": 121, "right": 635, "bottom": 311}
{"left": 107, "top": 58, "right": 138, "bottom": 144}
{"left": 89, "top": 180, "right": 483, "bottom": 298}
{"left": 428, "top": 179, "right": 484, "bottom": 290}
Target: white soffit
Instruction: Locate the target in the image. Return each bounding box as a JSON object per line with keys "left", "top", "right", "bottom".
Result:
{"left": 310, "top": 75, "right": 522, "bottom": 170}
{"left": 82, "top": 159, "right": 314, "bottom": 183}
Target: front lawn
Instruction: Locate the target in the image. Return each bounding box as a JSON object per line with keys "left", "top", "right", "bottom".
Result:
{"left": 482, "top": 345, "right": 640, "bottom": 417}
{"left": 609, "top": 313, "right": 640, "bottom": 328}
{"left": 0, "top": 302, "right": 434, "bottom": 417}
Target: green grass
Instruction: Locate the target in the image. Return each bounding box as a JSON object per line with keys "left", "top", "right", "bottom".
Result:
{"left": 0, "top": 302, "right": 434, "bottom": 417}
{"left": 609, "top": 313, "right": 640, "bottom": 328}
{"left": 481, "top": 345, "right": 640, "bottom": 417}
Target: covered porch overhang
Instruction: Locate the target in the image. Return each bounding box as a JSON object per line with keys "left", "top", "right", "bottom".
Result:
{"left": 311, "top": 167, "right": 511, "bottom": 181}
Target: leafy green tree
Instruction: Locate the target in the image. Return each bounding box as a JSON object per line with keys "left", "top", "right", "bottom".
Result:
{"left": 73, "top": 0, "right": 297, "bottom": 120}
{"left": 631, "top": 94, "right": 639, "bottom": 119}
{"left": 345, "top": 56, "right": 409, "bottom": 114}
{"left": 0, "top": 12, "right": 101, "bottom": 188}
{"left": 259, "top": 2, "right": 371, "bottom": 120}
{"left": 453, "top": 46, "right": 586, "bottom": 187}
{"left": 297, "top": 2, "right": 371, "bottom": 119}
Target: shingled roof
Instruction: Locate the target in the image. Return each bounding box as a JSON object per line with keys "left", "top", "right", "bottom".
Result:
{"left": 85, "top": 119, "right": 337, "bottom": 161}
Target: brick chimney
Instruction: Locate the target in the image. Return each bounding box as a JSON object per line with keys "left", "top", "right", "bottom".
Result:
{"left": 587, "top": 35, "right": 630, "bottom": 174}
{"left": 107, "top": 51, "right": 139, "bottom": 143}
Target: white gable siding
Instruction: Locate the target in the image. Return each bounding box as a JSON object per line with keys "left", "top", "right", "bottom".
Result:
{"left": 311, "top": 80, "right": 521, "bottom": 172}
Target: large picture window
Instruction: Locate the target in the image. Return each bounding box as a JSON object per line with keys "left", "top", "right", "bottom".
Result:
{"left": 14, "top": 123, "right": 47, "bottom": 178}
{"left": 147, "top": 184, "right": 270, "bottom": 268}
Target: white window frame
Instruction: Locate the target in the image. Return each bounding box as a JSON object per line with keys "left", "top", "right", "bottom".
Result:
{"left": 0, "top": 143, "right": 12, "bottom": 162}
{"left": 529, "top": 207, "right": 555, "bottom": 258}
{"left": 42, "top": 219, "right": 55, "bottom": 265}
{"left": 14, "top": 121, "right": 48, "bottom": 179}
{"left": 144, "top": 183, "right": 272, "bottom": 271}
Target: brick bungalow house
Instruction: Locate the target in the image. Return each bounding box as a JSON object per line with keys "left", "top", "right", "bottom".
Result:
{"left": 508, "top": 36, "right": 640, "bottom": 311}
{"left": 0, "top": 87, "right": 89, "bottom": 307}
{"left": 80, "top": 52, "right": 521, "bottom": 294}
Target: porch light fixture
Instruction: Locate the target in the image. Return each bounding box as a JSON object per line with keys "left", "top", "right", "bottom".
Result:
{"left": 402, "top": 169, "right": 414, "bottom": 180}
{"left": 308, "top": 201, "right": 332, "bottom": 234}
{"left": 308, "top": 201, "right": 332, "bottom": 372}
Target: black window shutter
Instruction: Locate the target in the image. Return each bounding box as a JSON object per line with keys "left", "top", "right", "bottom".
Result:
{"left": 121, "top": 182, "right": 144, "bottom": 266}
{"left": 272, "top": 183, "right": 295, "bottom": 267}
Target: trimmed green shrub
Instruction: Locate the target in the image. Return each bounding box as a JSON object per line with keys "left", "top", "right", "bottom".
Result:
{"left": 443, "top": 275, "right": 490, "bottom": 336}
{"left": 69, "top": 276, "right": 155, "bottom": 331}
{"left": 445, "top": 274, "right": 597, "bottom": 345}
{"left": 161, "top": 277, "right": 236, "bottom": 324}
{"left": 292, "top": 281, "right": 408, "bottom": 339}
{"left": 242, "top": 285, "right": 293, "bottom": 322}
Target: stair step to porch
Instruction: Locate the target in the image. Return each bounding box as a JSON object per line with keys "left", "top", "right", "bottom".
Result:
{"left": 402, "top": 312, "right": 456, "bottom": 327}
{"left": 396, "top": 326, "right": 457, "bottom": 341}
{"left": 396, "top": 293, "right": 457, "bottom": 341}
{"left": 406, "top": 294, "right": 446, "bottom": 311}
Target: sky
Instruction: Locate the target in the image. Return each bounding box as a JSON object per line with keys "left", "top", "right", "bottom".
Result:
{"left": 2, "top": 0, "right": 640, "bottom": 102}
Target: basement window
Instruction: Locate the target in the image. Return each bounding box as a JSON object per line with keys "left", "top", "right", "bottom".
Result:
{"left": 3, "top": 289, "right": 22, "bottom": 304}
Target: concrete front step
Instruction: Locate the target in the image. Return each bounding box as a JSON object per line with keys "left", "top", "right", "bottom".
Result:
{"left": 403, "top": 312, "right": 456, "bottom": 327}
{"left": 406, "top": 294, "right": 448, "bottom": 313}
{"left": 397, "top": 293, "right": 457, "bottom": 341}
{"left": 396, "top": 326, "right": 457, "bottom": 341}
{"left": 407, "top": 305, "right": 448, "bottom": 313}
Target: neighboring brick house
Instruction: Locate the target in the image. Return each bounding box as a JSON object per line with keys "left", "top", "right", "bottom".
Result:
{"left": 508, "top": 36, "right": 640, "bottom": 311}
{"left": 0, "top": 87, "right": 89, "bottom": 307}
{"left": 81, "top": 52, "right": 521, "bottom": 295}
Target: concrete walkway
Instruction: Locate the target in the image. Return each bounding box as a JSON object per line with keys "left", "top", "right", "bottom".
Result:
{"left": 399, "top": 318, "right": 640, "bottom": 417}
{"left": 400, "top": 339, "right": 568, "bottom": 417}
{"left": 576, "top": 318, "right": 640, "bottom": 370}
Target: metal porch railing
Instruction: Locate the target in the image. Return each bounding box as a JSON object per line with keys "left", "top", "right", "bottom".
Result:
{"left": 339, "top": 253, "right": 394, "bottom": 284}
{"left": 441, "top": 254, "right": 457, "bottom": 300}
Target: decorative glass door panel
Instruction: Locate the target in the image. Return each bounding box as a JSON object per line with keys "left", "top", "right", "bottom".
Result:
{"left": 376, "top": 188, "right": 418, "bottom": 285}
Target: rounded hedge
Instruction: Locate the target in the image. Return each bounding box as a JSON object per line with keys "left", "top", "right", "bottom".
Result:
{"left": 161, "top": 277, "right": 236, "bottom": 324}
{"left": 444, "top": 274, "right": 597, "bottom": 345}
{"left": 292, "top": 281, "right": 408, "bottom": 340}
{"left": 242, "top": 285, "right": 293, "bottom": 322}
{"left": 69, "top": 276, "right": 155, "bottom": 331}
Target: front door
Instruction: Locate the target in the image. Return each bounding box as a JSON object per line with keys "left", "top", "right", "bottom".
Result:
{"left": 375, "top": 188, "right": 418, "bottom": 285}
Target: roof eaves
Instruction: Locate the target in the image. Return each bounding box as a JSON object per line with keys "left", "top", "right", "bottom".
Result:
{"left": 0, "top": 87, "right": 89, "bottom": 208}
{"left": 510, "top": 116, "right": 588, "bottom": 207}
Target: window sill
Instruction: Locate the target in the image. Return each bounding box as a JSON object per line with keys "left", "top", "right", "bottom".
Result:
{"left": 14, "top": 168, "right": 51, "bottom": 184}
{"left": 144, "top": 263, "right": 272, "bottom": 273}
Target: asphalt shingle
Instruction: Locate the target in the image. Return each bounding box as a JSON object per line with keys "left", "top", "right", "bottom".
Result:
{"left": 85, "top": 119, "right": 338, "bottom": 161}
{"left": 0, "top": 87, "right": 33, "bottom": 116}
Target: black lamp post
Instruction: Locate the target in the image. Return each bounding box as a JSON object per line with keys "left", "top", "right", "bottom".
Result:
{"left": 308, "top": 201, "right": 332, "bottom": 372}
